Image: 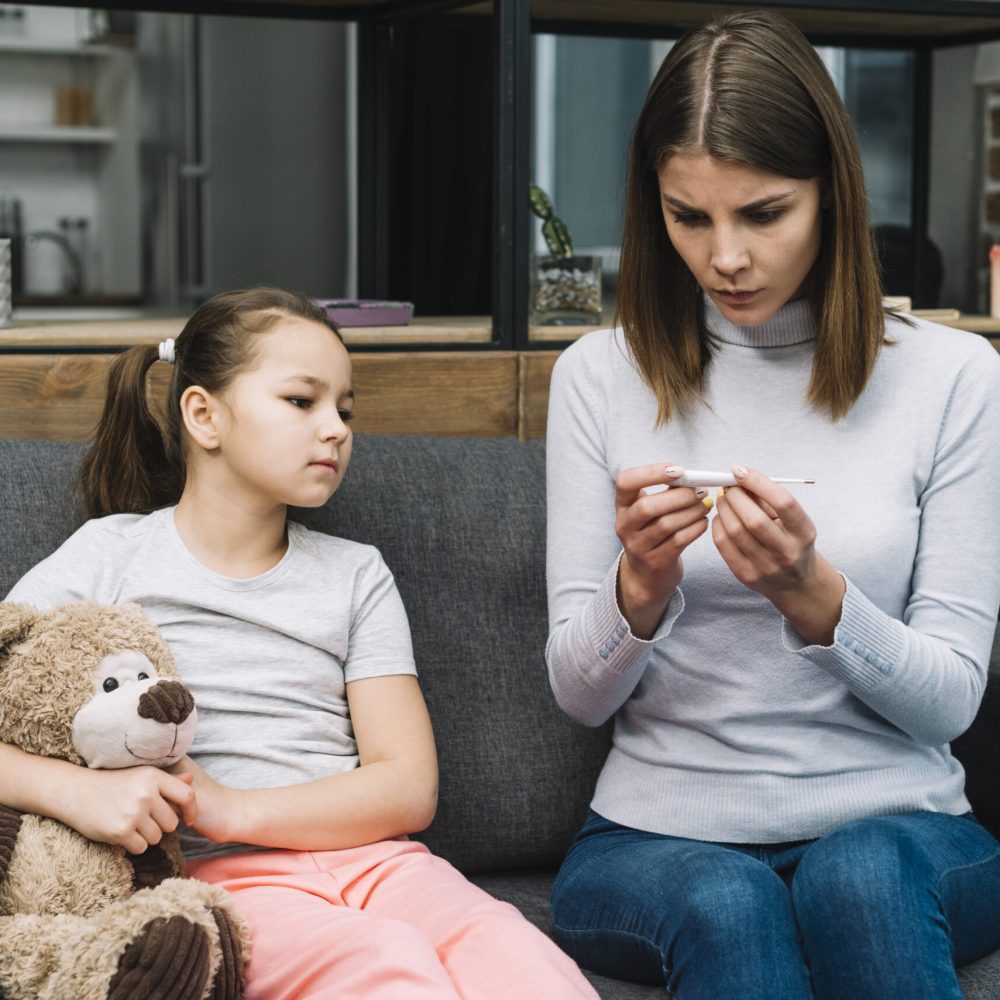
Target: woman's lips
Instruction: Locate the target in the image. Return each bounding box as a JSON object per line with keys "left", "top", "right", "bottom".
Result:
{"left": 715, "top": 288, "right": 759, "bottom": 305}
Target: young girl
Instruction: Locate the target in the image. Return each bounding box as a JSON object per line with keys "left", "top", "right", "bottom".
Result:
{"left": 2, "top": 287, "right": 597, "bottom": 1000}
{"left": 545, "top": 11, "right": 1000, "bottom": 1000}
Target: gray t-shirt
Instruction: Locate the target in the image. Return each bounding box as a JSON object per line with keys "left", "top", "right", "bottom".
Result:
{"left": 6, "top": 507, "right": 416, "bottom": 858}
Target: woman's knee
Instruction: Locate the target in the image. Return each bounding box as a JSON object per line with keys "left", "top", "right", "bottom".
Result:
{"left": 792, "top": 816, "right": 936, "bottom": 927}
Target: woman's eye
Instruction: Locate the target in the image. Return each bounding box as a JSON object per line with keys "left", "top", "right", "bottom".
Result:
{"left": 672, "top": 213, "right": 706, "bottom": 227}
{"left": 103, "top": 677, "right": 119, "bottom": 693}
{"left": 746, "top": 210, "right": 783, "bottom": 225}
{"left": 287, "top": 397, "right": 312, "bottom": 410}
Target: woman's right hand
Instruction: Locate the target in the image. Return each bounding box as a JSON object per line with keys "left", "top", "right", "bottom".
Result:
{"left": 615, "top": 464, "right": 711, "bottom": 638}
{"left": 58, "top": 764, "right": 197, "bottom": 854}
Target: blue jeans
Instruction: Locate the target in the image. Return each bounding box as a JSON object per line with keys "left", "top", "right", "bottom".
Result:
{"left": 551, "top": 809, "right": 1000, "bottom": 999}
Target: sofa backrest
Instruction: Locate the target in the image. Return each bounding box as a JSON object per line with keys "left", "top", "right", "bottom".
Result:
{"left": 2, "top": 436, "right": 996, "bottom": 863}
{"left": 0, "top": 435, "right": 610, "bottom": 875}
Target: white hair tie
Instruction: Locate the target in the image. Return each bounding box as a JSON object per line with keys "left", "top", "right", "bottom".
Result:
{"left": 158, "top": 338, "right": 176, "bottom": 364}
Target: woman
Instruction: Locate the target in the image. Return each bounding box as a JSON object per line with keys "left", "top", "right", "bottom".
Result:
{"left": 545, "top": 11, "right": 1000, "bottom": 999}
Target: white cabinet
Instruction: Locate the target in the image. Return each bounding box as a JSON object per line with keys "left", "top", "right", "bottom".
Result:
{"left": 0, "top": 5, "right": 140, "bottom": 300}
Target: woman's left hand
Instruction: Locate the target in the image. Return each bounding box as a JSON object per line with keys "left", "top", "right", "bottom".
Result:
{"left": 711, "top": 465, "right": 845, "bottom": 645}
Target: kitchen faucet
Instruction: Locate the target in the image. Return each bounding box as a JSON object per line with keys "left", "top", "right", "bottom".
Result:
{"left": 23, "top": 230, "right": 84, "bottom": 296}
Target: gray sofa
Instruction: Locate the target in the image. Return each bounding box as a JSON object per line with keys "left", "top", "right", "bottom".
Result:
{"left": 2, "top": 433, "right": 999, "bottom": 999}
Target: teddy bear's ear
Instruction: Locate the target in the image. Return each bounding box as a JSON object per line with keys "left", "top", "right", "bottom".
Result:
{"left": 0, "top": 603, "right": 38, "bottom": 658}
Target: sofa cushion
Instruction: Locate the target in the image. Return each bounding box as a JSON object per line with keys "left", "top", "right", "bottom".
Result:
{"left": 0, "top": 438, "right": 88, "bottom": 595}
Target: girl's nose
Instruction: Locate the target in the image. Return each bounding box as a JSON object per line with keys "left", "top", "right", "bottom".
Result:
{"left": 320, "top": 409, "right": 350, "bottom": 441}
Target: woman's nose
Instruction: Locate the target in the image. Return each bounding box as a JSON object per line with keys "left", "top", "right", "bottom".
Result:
{"left": 711, "top": 231, "right": 750, "bottom": 275}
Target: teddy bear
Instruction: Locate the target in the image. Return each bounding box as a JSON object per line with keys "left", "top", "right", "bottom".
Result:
{"left": 0, "top": 600, "right": 251, "bottom": 1000}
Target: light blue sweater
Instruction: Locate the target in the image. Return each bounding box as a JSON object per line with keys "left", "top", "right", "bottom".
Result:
{"left": 545, "top": 298, "right": 1000, "bottom": 842}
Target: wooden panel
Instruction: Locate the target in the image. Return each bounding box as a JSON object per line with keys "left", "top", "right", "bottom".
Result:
{"left": 0, "top": 352, "right": 520, "bottom": 441}
{"left": 518, "top": 351, "right": 560, "bottom": 442}
{"left": 0, "top": 355, "right": 172, "bottom": 442}
{"left": 350, "top": 352, "right": 519, "bottom": 437}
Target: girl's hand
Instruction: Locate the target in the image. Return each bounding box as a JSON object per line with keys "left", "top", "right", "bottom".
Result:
{"left": 711, "top": 465, "right": 845, "bottom": 644}
{"left": 616, "top": 463, "right": 712, "bottom": 638}
{"left": 60, "top": 765, "right": 196, "bottom": 855}
{"left": 168, "top": 756, "right": 237, "bottom": 844}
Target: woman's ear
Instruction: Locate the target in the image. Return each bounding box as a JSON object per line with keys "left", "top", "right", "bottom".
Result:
{"left": 179, "top": 385, "right": 223, "bottom": 451}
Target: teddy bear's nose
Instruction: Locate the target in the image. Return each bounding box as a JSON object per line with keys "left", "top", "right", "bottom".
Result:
{"left": 138, "top": 680, "right": 195, "bottom": 726}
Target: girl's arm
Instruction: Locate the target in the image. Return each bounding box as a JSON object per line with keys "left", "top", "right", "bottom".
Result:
{"left": 172, "top": 673, "right": 438, "bottom": 851}
{"left": 0, "top": 740, "right": 197, "bottom": 853}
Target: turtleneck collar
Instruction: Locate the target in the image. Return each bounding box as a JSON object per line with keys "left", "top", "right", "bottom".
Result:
{"left": 703, "top": 295, "right": 817, "bottom": 348}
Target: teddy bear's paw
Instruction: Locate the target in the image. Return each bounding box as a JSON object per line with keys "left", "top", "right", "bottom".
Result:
{"left": 108, "top": 914, "right": 211, "bottom": 1000}
{"left": 208, "top": 907, "right": 245, "bottom": 1000}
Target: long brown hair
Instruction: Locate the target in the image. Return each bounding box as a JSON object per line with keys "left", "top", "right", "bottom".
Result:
{"left": 80, "top": 287, "right": 341, "bottom": 517}
{"left": 619, "top": 10, "right": 885, "bottom": 423}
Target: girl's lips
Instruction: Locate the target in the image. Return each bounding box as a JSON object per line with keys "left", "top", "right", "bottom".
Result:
{"left": 310, "top": 461, "right": 338, "bottom": 473}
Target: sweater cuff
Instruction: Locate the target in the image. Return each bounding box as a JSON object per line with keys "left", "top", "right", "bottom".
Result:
{"left": 585, "top": 552, "right": 686, "bottom": 673}
{"left": 782, "top": 575, "right": 904, "bottom": 692}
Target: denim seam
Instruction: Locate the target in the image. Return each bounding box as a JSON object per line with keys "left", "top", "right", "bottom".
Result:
{"left": 553, "top": 922, "right": 670, "bottom": 980}
{"left": 933, "top": 843, "right": 1000, "bottom": 890}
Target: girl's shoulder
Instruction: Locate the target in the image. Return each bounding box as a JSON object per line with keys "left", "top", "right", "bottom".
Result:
{"left": 287, "top": 520, "right": 387, "bottom": 570}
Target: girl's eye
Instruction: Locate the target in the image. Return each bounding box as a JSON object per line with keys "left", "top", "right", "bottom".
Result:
{"left": 287, "top": 397, "right": 312, "bottom": 410}
{"left": 339, "top": 409, "right": 354, "bottom": 423}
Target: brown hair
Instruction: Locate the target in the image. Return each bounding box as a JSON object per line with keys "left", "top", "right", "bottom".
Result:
{"left": 80, "top": 287, "right": 341, "bottom": 517}
{"left": 618, "top": 10, "right": 885, "bottom": 423}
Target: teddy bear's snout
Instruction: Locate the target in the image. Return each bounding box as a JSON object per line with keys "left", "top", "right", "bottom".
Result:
{"left": 138, "top": 680, "right": 195, "bottom": 726}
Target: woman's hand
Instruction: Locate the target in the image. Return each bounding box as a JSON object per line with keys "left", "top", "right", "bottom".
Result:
{"left": 59, "top": 764, "right": 196, "bottom": 855}
{"left": 711, "top": 465, "right": 845, "bottom": 644}
{"left": 616, "top": 463, "right": 712, "bottom": 638}
{"left": 168, "top": 756, "right": 237, "bottom": 844}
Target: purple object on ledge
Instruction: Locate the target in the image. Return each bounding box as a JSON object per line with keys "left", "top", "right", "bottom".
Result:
{"left": 314, "top": 298, "right": 414, "bottom": 327}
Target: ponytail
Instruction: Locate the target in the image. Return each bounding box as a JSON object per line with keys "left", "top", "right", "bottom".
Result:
{"left": 80, "top": 345, "right": 183, "bottom": 517}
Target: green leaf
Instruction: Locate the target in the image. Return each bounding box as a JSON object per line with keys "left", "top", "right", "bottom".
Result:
{"left": 529, "top": 183, "right": 554, "bottom": 220}
{"left": 542, "top": 216, "right": 573, "bottom": 257}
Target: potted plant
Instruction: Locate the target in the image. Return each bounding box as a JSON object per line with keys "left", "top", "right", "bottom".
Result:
{"left": 529, "top": 184, "right": 602, "bottom": 325}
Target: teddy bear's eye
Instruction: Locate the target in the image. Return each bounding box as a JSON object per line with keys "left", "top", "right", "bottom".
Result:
{"left": 138, "top": 672, "right": 149, "bottom": 681}
{"left": 103, "top": 677, "right": 119, "bottom": 693}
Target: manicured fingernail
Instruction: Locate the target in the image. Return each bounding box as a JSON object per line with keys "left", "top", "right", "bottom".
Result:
{"left": 702, "top": 496, "right": 714, "bottom": 510}
{"left": 695, "top": 488, "right": 708, "bottom": 498}
{"left": 716, "top": 487, "right": 726, "bottom": 499}
{"left": 664, "top": 465, "right": 683, "bottom": 479}
{"left": 733, "top": 465, "right": 748, "bottom": 479}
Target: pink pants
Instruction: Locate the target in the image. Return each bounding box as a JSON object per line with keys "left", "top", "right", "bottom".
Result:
{"left": 187, "top": 839, "right": 598, "bottom": 1000}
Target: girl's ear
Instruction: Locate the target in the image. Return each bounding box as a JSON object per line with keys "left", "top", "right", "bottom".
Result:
{"left": 180, "top": 385, "right": 223, "bottom": 451}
